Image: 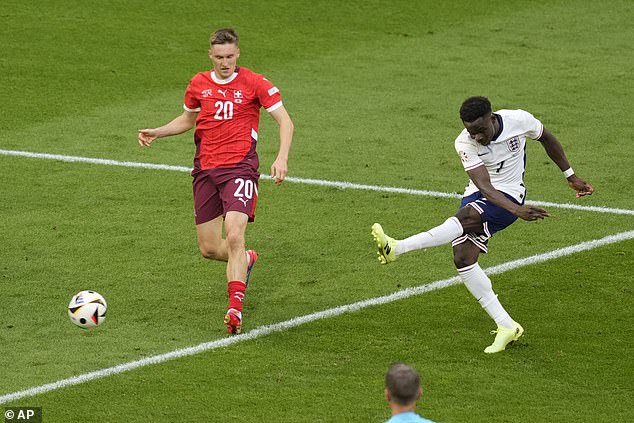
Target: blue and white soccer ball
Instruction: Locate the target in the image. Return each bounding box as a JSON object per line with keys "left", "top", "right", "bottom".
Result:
{"left": 68, "top": 290, "right": 107, "bottom": 328}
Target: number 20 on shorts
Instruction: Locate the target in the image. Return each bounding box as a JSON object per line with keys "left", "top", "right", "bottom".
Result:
{"left": 233, "top": 178, "right": 257, "bottom": 200}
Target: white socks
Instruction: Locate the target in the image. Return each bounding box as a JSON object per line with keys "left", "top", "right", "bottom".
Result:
{"left": 395, "top": 216, "right": 463, "bottom": 256}
{"left": 458, "top": 263, "right": 514, "bottom": 329}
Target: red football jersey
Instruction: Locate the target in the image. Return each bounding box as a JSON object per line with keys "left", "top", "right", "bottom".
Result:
{"left": 183, "top": 67, "right": 283, "bottom": 170}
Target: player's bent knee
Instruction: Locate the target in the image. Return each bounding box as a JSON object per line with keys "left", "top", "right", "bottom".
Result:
{"left": 224, "top": 215, "right": 248, "bottom": 250}
{"left": 198, "top": 242, "right": 223, "bottom": 261}
{"left": 453, "top": 255, "right": 475, "bottom": 269}
{"left": 199, "top": 248, "right": 220, "bottom": 261}
{"left": 453, "top": 245, "right": 479, "bottom": 269}
{"left": 224, "top": 230, "right": 245, "bottom": 251}
{"left": 455, "top": 206, "right": 482, "bottom": 233}
{"left": 200, "top": 249, "right": 220, "bottom": 260}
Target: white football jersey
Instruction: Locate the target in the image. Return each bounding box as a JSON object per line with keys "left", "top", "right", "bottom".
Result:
{"left": 454, "top": 109, "right": 544, "bottom": 202}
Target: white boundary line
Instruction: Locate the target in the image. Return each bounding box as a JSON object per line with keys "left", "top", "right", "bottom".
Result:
{"left": 1, "top": 148, "right": 633, "bottom": 216}
{"left": 1, "top": 229, "right": 633, "bottom": 404}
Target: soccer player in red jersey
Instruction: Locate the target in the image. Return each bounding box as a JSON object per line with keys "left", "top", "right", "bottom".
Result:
{"left": 138, "top": 28, "right": 294, "bottom": 334}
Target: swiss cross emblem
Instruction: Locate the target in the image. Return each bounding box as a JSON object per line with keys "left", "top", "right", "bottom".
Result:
{"left": 507, "top": 136, "right": 520, "bottom": 152}
{"left": 202, "top": 89, "right": 212, "bottom": 98}
{"left": 234, "top": 90, "right": 243, "bottom": 99}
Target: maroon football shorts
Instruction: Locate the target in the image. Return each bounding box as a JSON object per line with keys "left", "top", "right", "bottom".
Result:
{"left": 192, "top": 166, "right": 260, "bottom": 225}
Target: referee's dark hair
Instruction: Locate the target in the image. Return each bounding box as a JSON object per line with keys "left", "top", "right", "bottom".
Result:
{"left": 385, "top": 362, "right": 421, "bottom": 405}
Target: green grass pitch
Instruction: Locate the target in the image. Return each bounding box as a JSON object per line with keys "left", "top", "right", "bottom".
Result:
{"left": 1, "top": 1, "right": 633, "bottom": 421}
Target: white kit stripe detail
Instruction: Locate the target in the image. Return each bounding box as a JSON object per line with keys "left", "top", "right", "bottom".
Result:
{"left": 1, "top": 149, "right": 633, "bottom": 216}
{"left": 0, "top": 230, "right": 632, "bottom": 404}
{"left": 183, "top": 105, "right": 201, "bottom": 113}
{"left": 459, "top": 234, "right": 488, "bottom": 253}
{"left": 266, "top": 101, "right": 283, "bottom": 113}
{"left": 536, "top": 123, "right": 544, "bottom": 139}
{"left": 464, "top": 162, "right": 484, "bottom": 171}
{"left": 457, "top": 263, "right": 478, "bottom": 273}
{"left": 469, "top": 202, "right": 485, "bottom": 214}
{"left": 210, "top": 71, "right": 237, "bottom": 84}
{"left": 452, "top": 235, "right": 468, "bottom": 246}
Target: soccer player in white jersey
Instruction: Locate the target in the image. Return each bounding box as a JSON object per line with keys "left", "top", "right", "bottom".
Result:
{"left": 372, "top": 96, "right": 594, "bottom": 353}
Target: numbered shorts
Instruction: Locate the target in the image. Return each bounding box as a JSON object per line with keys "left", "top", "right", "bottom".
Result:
{"left": 451, "top": 191, "right": 521, "bottom": 253}
{"left": 192, "top": 167, "right": 259, "bottom": 225}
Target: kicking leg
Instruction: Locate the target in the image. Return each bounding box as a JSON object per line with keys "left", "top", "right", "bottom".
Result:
{"left": 371, "top": 218, "right": 463, "bottom": 264}
{"left": 371, "top": 204, "right": 483, "bottom": 264}
{"left": 395, "top": 216, "right": 464, "bottom": 255}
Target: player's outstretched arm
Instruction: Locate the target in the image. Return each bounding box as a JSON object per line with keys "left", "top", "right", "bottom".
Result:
{"left": 268, "top": 105, "right": 294, "bottom": 185}
{"left": 537, "top": 128, "right": 594, "bottom": 198}
{"left": 467, "top": 165, "right": 550, "bottom": 222}
{"left": 138, "top": 111, "right": 198, "bottom": 147}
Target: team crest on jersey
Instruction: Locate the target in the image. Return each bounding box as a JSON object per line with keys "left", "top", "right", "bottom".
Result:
{"left": 506, "top": 136, "right": 520, "bottom": 152}
{"left": 458, "top": 150, "right": 469, "bottom": 162}
{"left": 202, "top": 89, "right": 213, "bottom": 98}
{"left": 234, "top": 90, "right": 243, "bottom": 103}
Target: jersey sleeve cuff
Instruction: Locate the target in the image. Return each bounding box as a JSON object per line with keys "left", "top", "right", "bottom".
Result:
{"left": 266, "top": 101, "right": 283, "bottom": 113}
{"left": 183, "top": 104, "right": 201, "bottom": 113}
{"left": 536, "top": 123, "right": 544, "bottom": 139}
{"left": 464, "top": 161, "right": 484, "bottom": 171}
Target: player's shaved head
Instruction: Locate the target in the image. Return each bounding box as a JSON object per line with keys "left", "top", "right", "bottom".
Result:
{"left": 385, "top": 362, "right": 422, "bottom": 405}
{"left": 210, "top": 28, "right": 239, "bottom": 47}
{"left": 460, "top": 96, "right": 492, "bottom": 122}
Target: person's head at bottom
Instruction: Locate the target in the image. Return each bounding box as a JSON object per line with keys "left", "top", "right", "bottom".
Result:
{"left": 385, "top": 362, "right": 422, "bottom": 414}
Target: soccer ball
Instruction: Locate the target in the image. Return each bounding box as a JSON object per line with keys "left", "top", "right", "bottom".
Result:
{"left": 68, "top": 290, "right": 107, "bottom": 328}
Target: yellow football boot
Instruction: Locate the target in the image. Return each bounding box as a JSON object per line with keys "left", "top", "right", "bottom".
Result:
{"left": 484, "top": 321, "right": 524, "bottom": 353}
{"left": 371, "top": 223, "right": 397, "bottom": 264}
